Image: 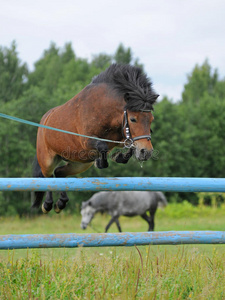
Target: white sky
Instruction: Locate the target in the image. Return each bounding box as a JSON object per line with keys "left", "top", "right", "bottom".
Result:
{"left": 1, "top": 0, "right": 225, "bottom": 101}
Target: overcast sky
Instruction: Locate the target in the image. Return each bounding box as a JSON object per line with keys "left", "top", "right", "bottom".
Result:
{"left": 1, "top": 0, "right": 225, "bottom": 101}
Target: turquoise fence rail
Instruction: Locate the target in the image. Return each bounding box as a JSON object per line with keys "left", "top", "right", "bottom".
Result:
{"left": 1, "top": 177, "right": 225, "bottom": 192}
{"left": 0, "top": 231, "right": 225, "bottom": 249}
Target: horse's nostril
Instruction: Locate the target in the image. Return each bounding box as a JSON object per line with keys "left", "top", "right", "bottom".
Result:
{"left": 137, "top": 148, "right": 153, "bottom": 161}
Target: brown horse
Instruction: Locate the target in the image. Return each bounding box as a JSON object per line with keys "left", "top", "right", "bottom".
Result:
{"left": 32, "top": 64, "right": 159, "bottom": 213}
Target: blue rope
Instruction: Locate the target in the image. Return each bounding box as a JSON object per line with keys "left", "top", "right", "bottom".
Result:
{"left": 0, "top": 113, "right": 124, "bottom": 144}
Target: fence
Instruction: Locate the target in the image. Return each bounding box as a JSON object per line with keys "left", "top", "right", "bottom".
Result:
{"left": 1, "top": 177, "right": 225, "bottom": 192}
{"left": 0, "top": 177, "right": 225, "bottom": 249}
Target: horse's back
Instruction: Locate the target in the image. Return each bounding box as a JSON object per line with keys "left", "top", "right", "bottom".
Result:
{"left": 110, "top": 191, "right": 151, "bottom": 216}
{"left": 109, "top": 191, "right": 166, "bottom": 216}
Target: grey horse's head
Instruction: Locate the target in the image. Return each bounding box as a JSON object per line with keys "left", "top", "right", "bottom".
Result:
{"left": 80, "top": 201, "right": 96, "bottom": 229}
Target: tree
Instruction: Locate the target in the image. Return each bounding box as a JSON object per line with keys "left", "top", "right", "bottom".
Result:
{"left": 182, "top": 60, "right": 218, "bottom": 103}
{"left": 0, "top": 41, "right": 28, "bottom": 103}
{"left": 114, "top": 43, "right": 132, "bottom": 64}
{"left": 91, "top": 53, "right": 112, "bottom": 69}
{"left": 113, "top": 43, "right": 143, "bottom": 69}
{"left": 61, "top": 43, "right": 75, "bottom": 64}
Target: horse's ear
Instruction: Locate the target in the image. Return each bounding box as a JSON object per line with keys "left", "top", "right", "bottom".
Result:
{"left": 124, "top": 93, "right": 130, "bottom": 103}
{"left": 152, "top": 94, "right": 160, "bottom": 101}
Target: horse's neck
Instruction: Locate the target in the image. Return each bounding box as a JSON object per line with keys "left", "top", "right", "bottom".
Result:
{"left": 100, "top": 108, "right": 124, "bottom": 143}
{"left": 92, "top": 193, "right": 111, "bottom": 211}
{"left": 92, "top": 90, "right": 125, "bottom": 142}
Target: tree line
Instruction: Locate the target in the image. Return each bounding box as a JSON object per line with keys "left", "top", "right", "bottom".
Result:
{"left": 0, "top": 41, "right": 225, "bottom": 216}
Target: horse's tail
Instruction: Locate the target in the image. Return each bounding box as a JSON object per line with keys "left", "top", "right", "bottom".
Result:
{"left": 32, "top": 154, "right": 45, "bottom": 209}
{"left": 157, "top": 192, "right": 168, "bottom": 208}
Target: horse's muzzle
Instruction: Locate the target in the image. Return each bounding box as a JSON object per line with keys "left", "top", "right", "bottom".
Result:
{"left": 135, "top": 148, "right": 153, "bottom": 161}
{"left": 81, "top": 222, "right": 88, "bottom": 230}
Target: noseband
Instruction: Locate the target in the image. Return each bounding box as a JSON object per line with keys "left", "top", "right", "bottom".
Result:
{"left": 123, "top": 110, "right": 152, "bottom": 149}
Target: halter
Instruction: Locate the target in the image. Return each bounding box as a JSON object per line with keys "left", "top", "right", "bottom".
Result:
{"left": 123, "top": 110, "right": 152, "bottom": 149}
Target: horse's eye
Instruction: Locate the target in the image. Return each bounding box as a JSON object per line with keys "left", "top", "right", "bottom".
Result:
{"left": 130, "top": 117, "right": 137, "bottom": 123}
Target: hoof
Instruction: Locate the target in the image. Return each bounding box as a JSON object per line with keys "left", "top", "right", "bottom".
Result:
{"left": 54, "top": 203, "right": 61, "bottom": 214}
{"left": 42, "top": 203, "right": 50, "bottom": 214}
{"left": 54, "top": 199, "right": 67, "bottom": 213}
{"left": 111, "top": 150, "right": 132, "bottom": 164}
{"left": 94, "top": 158, "right": 109, "bottom": 169}
{"left": 111, "top": 152, "right": 125, "bottom": 163}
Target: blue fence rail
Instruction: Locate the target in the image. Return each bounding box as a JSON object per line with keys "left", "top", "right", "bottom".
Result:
{"left": 0, "top": 177, "right": 225, "bottom": 249}
{"left": 1, "top": 177, "right": 225, "bottom": 192}
{"left": 0, "top": 231, "right": 225, "bottom": 250}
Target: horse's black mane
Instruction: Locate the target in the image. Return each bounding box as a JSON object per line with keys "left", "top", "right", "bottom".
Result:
{"left": 92, "top": 64, "right": 158, "bottom": 111}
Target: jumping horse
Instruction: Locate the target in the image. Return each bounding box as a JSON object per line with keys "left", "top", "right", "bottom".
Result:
{"left": 32, "top": 64, "right": 159, "bottom": 213}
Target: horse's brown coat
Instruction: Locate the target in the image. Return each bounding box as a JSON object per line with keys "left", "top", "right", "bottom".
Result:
{"left": 37, "top": 83, "right": 154, "bottom": 177}
{"left": 33, "top": 64, "right": 158, "bottom": 213}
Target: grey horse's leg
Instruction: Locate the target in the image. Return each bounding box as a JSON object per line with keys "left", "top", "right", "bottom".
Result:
{"left": 149, "top": 208, "right": 157, "bottom": 231}
{"left": 105, "top": 216, "right": 118, "bottom": 233}
{"left": 115, "top": 218, "right": 122, "bottom": 232}
{"left": 141, "top": 212, "right": 152, "bottom": 231}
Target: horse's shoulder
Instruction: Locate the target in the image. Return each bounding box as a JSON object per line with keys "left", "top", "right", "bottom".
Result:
{"left": 40, "top": 105, "right": 62, "bottom": 125}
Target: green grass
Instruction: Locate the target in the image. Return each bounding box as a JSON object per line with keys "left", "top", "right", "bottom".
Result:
{"left": 0, "top": 203, "right": 225, "bottom": 299}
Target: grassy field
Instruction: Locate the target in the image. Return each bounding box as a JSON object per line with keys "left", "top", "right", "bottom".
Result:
{"left": 0, "top": 202, "right": 225, "bottom": 299}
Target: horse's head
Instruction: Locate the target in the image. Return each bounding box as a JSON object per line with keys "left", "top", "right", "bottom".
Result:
{"left": 80, "top": 201, "right": 96, "bottom": 229}
{"left": 92, "top": 64, "right": 159, "bottom": 161}
{"left": 123, "top": 109, "right": 154, "bottom": 161}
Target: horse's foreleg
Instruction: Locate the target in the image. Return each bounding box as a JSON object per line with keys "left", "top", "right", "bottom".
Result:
{"left": 111, "top": 148, "right": 134, "bottom": 164}
{"left": 94, "top": 141, "right": 109, "bottom": 169}
{"left": 115, "top": 218, "right": 122, "bottom": 232}
{"left": 105, "top": 216, "right": 117, "bottom": 233}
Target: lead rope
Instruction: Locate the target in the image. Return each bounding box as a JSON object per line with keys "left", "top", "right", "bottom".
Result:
{"left": 88, "top": 224, "right": 101, "bottom": 233}
{"left": 0, "top": 112, "right": 125, "bottom": 145}
{"left": 0, "top": 111, "right": 152, "bottom": 148}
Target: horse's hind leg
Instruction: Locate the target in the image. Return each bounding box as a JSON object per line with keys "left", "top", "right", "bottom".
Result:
{"left": 32, "top": 155, "right": 55, "bottom": 213}
{"left": 148, "top": 208, "right": 157, "bottom": 231}
{"left": 42, "top": 191, "right": 54, "bottom": 214}
{"left": 36, "top": 151, "right": 61, "bottom": 213}
{"left": 54, "top": 191, "right": 69, "bottom": 213}
{"left": 53, "top": 161, "right": 93, "bottom": 213}
{"left": 141, "top": 212, "right": 153, "bottom": 231}
{"left": 53, "top": 166, "right": 69, "bottom": 213}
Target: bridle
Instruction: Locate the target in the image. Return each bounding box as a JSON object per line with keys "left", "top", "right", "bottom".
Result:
{"left": 123, "top": 110, "right": 152, "bottom": 149}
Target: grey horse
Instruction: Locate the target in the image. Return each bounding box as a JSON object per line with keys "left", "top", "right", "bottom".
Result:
{"left": 80, "top": 191, "right": 167, "bottom": 232}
